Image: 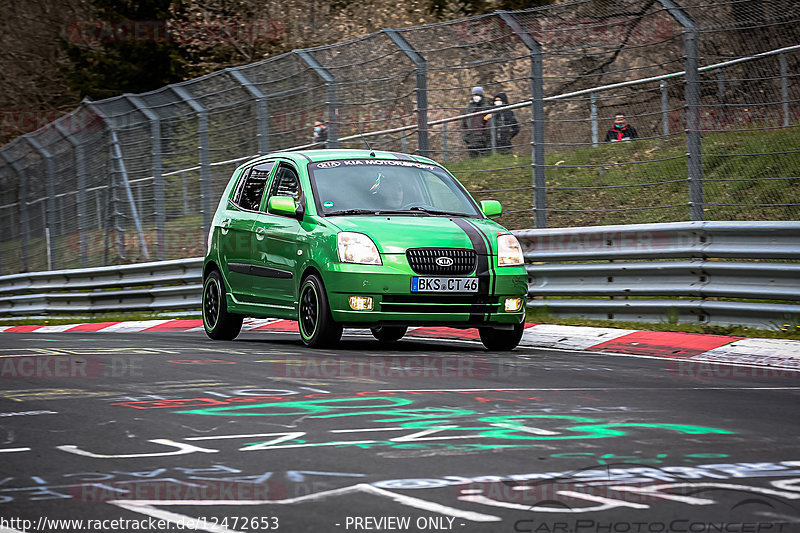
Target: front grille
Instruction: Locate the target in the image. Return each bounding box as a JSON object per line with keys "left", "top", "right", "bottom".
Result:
{"left": 406, "top": 248, "right": 476, "bottom": 275}
{"left": 381, "top": 294, "right": 498, "bottom": 314}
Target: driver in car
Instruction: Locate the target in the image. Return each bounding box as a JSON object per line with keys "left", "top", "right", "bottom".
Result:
{"left": 370, "top": 171, "right": 406, "bottom": 210}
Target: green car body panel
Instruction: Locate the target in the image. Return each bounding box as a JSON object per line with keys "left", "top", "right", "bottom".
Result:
{"left": 203, "top": 149, "right": 528, "bottom": 345}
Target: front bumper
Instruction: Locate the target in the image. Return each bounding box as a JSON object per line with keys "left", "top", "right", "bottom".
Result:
{"left": 323, "top": 254, "right": 528, "bottom": 327}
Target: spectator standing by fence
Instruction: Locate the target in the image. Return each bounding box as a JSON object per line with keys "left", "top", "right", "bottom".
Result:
{"left": 461, "top": 86, "right": 491, "bottom": 157}
{"left": 313, "top": 120, "right": 328, "bottom": 147}
{"left": 492, "top": 92, "right": 520, "bottom": 154}
{"left": 604, "top": 113, "right": 638, "bottom": 142}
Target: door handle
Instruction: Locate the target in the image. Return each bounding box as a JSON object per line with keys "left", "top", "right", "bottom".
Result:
{"left": 221, "top": 218, "right": 232, "bottom": 228}
{"left": 255, "top": 227, "right": 268, "bottom": 240}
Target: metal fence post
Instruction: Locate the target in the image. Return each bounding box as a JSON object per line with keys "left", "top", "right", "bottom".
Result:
{"left": 659, "top": 0, "right": 703, "bottom": 221}
{"left": 498, "top": 11, "right": 546, "bottom": 228}
{"left": 170, "top": 85, "right": 212, "bottom": 240}
{"left": 661, "top": 80, "right": 669, "bottom": 136}
{"left": 590, "top": 92, "right": 599, "bottom": 147}
{"left": 86, "top": 102, "right": 150, "bottom": 260}
{"left": 0, "top": 151, "right": 28, "bottom": 272}
{"left": 780, "top": 53, "right": 789, "bottom": 127}
{"left": 294, "top": 50, "right": 338, "bottom": 148}
{"left": 126, "top": 95, "right": 166, "bottom": 260}
{"left": 54, "top": 121, "right": 89, "bottom": 268}
{"left": 384, "top": 29, "right": 429, "bottom": 157}
{"left": 24, "top": 135, "right": 58, "bottom": 269}
{"left": 716, "top": 68, "right": 726, "bottom": 130}
{"left": 442, "top": 121, "right": 448, "bottom": 161}
{"left": 228, "top": 68, "right": 270, "bottom": 155}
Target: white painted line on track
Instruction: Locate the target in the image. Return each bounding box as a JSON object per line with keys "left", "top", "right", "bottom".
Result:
{"left": 34, "top": 324, "right": 83, "bottom": 333}
{"left": 99, "top": 320, "right": 171, "bottom": 333}
{"left": 521, "top": 324, "right": 636, "bottom": 350}
{"left": 377, "top": 387, "right": 800, "bottom": 392}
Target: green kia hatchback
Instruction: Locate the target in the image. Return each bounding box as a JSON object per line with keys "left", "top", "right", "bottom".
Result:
{"left": 202, "top": 149, "right": 528, "bottom": 349}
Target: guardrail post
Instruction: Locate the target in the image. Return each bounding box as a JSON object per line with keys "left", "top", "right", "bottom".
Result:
{"left": 658, "top": 0, "right": 703, "bottom": 221}
{"left": 125, "top": 95, "right": 166, "bottom": 260}
{"left": 498, "top": 11, "right": 546, "bottom": 228}
{"left": 780, "top": 53, "right": 789, "bottom": 128}
{"left": 227, "top": 68, "right": 270, "bottom": 155}
{"left": 294, "top": 50, "right": 338, "bottom": 148}
{"left": 0, "top": 151, "right": 28, "bottom": 272}
{"left": 24, "top": 135, "right": 58, "bottom": 270}
{"left": 384, "top": 29, "right": 430, "bottom": 157}
{"left": 170, "top": 85, "right": 213, "bottom": 240}
{"left": 590, "top": 92, "right": 599, "bottom": 147}
{"left": 54, "top": 120, "right": 89, "bottom": 268}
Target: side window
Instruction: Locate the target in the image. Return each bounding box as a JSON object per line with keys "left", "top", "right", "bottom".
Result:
{"left": 267, "top": 164, "right": 303, "bottom": 202}
{"left": 232, "top": 162, "right": 274, "bottom": 211}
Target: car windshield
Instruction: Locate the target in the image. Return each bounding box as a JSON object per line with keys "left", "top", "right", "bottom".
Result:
{"left": 308, "top": 159, "right": 482, "bottom": 217}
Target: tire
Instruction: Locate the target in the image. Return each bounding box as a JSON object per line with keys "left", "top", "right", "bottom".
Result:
{"left": 370, "top": 326, "right": 407, "bottom": 343}
{"left": 479, "top": 323, "right": 524, "bottom": 351}
{"left": 298, "top": 274, "right": 343, "bottom": 348}
{"left": 202, "top": 270, "right": 243, "bottom": 340}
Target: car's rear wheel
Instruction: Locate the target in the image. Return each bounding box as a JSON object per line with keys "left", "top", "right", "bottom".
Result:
{"left": 479, "top": 323, "right": 524, "bottom": 351}
{"left": 370, "top": 326, "right": 408, "bottom": 343}
{"left": 203, "top": 270, "right": 243, "bottom": 340}
{"left": 299, "top": 274, "right": 342, "bottom": 348}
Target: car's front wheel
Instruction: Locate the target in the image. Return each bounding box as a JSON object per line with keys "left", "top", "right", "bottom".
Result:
{"left": 298, "top": 274, "right": 343, "bottom": 348}
{"left": 202, "top": 270, "right": 243, "bottom": 340}
{"left": 479, "top": 323, "right": 524, "bottom": 351}
{"left": 370, "top": 326, "right": 408, "bottom": 343}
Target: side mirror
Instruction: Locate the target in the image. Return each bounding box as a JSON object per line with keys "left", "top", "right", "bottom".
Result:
{"left": 480, "top": 200, "right": 502, "bottom": 218}
{"left": 268, "top": 196, "right": 304, "bottom": 219}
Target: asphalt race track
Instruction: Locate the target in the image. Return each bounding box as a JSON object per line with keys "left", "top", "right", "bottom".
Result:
{"left": 1, "top": 329, "right": 799, "bottom": 532}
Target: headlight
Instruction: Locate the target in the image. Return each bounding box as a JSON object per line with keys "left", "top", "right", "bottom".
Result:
{"left": 338, "top": 232, "right": 382, "bottom": 265}
{"left": 497, "top": 234, "right": 524, "bottom": 266}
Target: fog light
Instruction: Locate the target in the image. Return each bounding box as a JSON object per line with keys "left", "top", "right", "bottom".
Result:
{"left": 504, "top": 298, "right": 523, "bottom": 312}
{"left": 349, "top": 296, "right": 374, "bottom": 311}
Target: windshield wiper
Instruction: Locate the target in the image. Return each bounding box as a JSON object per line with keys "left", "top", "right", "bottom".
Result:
{"left": 408, "top": 206, "right": 472, "bottom": 217}
{"left": 326, "top": 209, "right": 381, "bottom": 216}
{"left": 326, "top": 208, "right": 431, "bottom": 216}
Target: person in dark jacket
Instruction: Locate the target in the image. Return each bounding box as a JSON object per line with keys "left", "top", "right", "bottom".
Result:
{"left": 313, "top": 120, "right": 328, "bottom": 147}
{"left": 492, "top": 92, "right": 520, "bottom": 154}
{"left": 604, "top": 113, "right": 638, "bottom": 142}
{"left": 461, "top": 86, "right": 491, "bottom": 157}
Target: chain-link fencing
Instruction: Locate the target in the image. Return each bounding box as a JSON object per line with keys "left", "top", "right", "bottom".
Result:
{"left": 1, "top": 0, "right": 798, "bottom": 275}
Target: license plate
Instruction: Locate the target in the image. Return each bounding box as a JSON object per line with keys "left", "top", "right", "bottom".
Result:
{"left": 411, "top": 277, "right": 479, "bottom": 293}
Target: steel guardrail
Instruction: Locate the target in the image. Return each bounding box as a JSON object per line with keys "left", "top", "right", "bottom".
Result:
{"left": 1, "top": 222, "right": 799, "bottom": 328}
{"left": 513, "top": 221, "right": 800, "bottom": 328}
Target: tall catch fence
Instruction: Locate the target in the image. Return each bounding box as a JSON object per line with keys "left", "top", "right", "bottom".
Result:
{"left": 1, "top": 0, "right": 799, "bottom": 275}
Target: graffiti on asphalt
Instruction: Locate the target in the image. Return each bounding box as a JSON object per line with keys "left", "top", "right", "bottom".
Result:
{"left": 103, "top": 461, "right": 800, "bottom": 530}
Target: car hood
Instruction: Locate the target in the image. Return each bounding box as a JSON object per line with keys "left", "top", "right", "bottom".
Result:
{"left": 326, "top": 215, "right": 505, "bottom": 254}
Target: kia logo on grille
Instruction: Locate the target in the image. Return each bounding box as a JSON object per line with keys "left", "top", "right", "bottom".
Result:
{"left": 435, "top": 256, "right": 454, "bottom": 267}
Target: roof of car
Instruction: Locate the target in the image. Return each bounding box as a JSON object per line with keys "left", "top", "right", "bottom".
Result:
{"left": 245, "top": 149, "right": 439, "bottom": 167}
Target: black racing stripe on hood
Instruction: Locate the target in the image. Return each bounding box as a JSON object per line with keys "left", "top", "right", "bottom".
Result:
{"left": 452, "top": 218, "right": 490, "bottom": 323}
{"left": 464, "top": 218, "right": 496, "bottom": 300}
